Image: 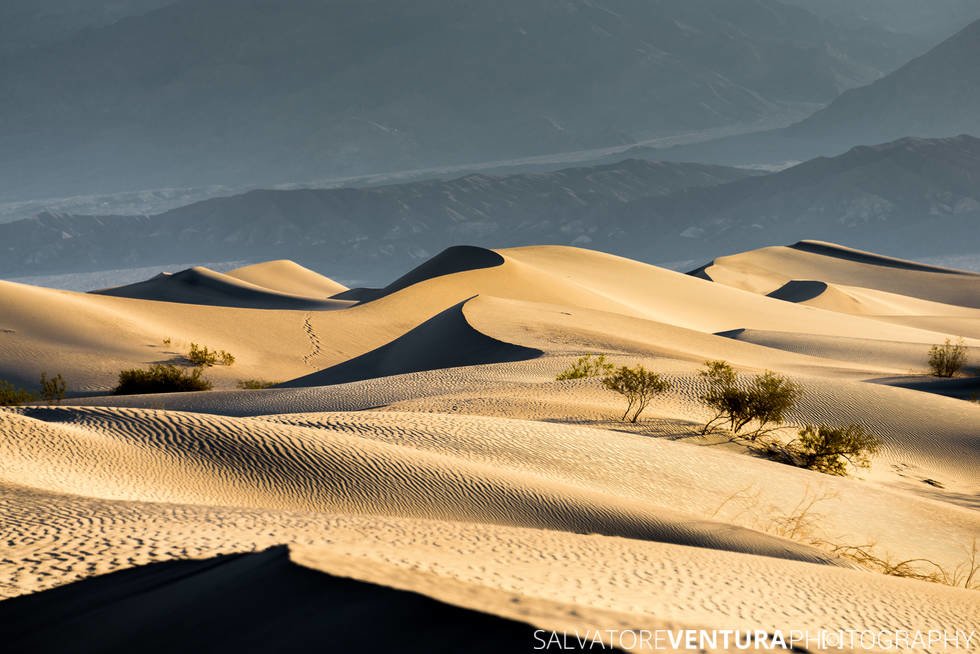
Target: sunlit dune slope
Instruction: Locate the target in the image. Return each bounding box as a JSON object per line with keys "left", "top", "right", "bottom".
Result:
{"left": 693, "top": 240, "right": 980, "bottom": 307}
{"left": 93, "top": 265, "right": 351, "bottom": 310}
{"left": 224, "top": 259, "right": 349, "bottom": 298}
{"left": 5, "top": 243, "right": 974, "bottom": 393}
{"left": 0, "top": 407, "right": 833, "bottom": 564}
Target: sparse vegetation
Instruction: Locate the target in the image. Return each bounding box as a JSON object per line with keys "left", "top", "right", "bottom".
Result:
{"left": 0, "top": 380, "right": 35, "bottom": 406}
{"left": 39, "top": 372, "right": 66, "bottom": 404}
{"left": 556, "top": 354, "right": 615, "bottom": 381}
{"left": 602, "top": 365, "right": 670, "bottom": 423}
{"left": 698, "top": 360, "right": 801, "bottom": 440}
{"left": 825, "top": 539, "right": 979, "bottom": 590}
{"left": 114, "top": 364, "right": 212, "bottom": 395}
{"left": 928, "top": 337, "right": 967, "bottom": 377}
{"left": 188, "top": 342, "right": 235, "bottom": 367}
{"left": 791, "top": 424, "right": 882, "bottom": 476}
{"left": 237, "top": 379, "right": 278, "bottom": 390}
{"left": 162, "top": 337, "right": 172, "bottom": 346}
{"left": 712, "top": 486, "right": 979, "bottom": 590}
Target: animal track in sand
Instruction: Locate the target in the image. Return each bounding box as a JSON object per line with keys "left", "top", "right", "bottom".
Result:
{"left": 302, "top": 313, "right": 323, "bottom": 368}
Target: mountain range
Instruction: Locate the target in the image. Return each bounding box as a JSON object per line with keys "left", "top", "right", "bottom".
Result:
{"left": 0, "top": 159, "right": 754, "bottom": 283}
{"left": 0, "top": 0, "right": 929, "bottom": 201}
{"left": 648, "top": 18, "right": 980, "bottom": 165}
{"left": 778, "top": 0, "right": 980, "bottom": 41}
{"left": 614, "top": 135, "right": 980, "bottom": 262}
{"left": 2, "top": 135, "right": 977, "bottom": 285}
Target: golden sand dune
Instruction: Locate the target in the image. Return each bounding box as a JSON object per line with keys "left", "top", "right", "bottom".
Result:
{"left": 694, "top": 240, "right": 980, "bottom": 308}
{"left": 2, "top": 245, "right": 974, "bottom": 392}
{"left": 0, "top": 407, "right": 834, "bottom": 563}
{"left": 283, "top": 299, "right": 544, "bottom": 386}
{"left": 1, "top": 486, "right": 976, "bottom": 653}
{"left": 93, "top": 265, "right": 352, "bottom": 309}
{"left": 59, "top": 353, "right": 980, "bottom": 496}
{"left": 224, "top": 259, "right": 349, "bottom": 297}
{"left": 1, "top": 241, "right": 978, "bottom": 648}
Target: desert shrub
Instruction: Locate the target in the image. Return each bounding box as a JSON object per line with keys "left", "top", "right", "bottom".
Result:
{"left": 928, "top": 338, "right": 967, "bottom": 377}
{"left": 699, "top": 361, "right": 801, "bottom": 440}
{"left": 0, "top": 380, "right": 35, "bottom": 406}
{"left": 237, "top": 379, "right": 278, "bottom": 390}
{"left": 39, "top": 372, "right": 66, "bottom": 404}
{"left": 114, "top": 364, "right": 212, "bottom": 395}
{"left": 188, "top": 342, "right": 236, "bottom": 367}
{"left": 556, "top": 354, "right": 615, "bottom": 381}
{"left": 827, "top": 539, "right": 978, "bottom": 590}
{"left": 602, "top": 365, "right": 670, "bottom": 423}
{"left": 792, "top": 424, "right": 882, "bottom": 476}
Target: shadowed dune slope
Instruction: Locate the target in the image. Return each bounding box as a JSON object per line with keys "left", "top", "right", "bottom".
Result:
{"left": 283, "top": 299, "right": 543, "bottom": 387}
{"left": 0, "top": 547, "right": 555, "bottom": 654}
{"left": 335, "top": 245, "right": 506, "bottom": 303}
{"left": 693, "top": 240, "right": 980, "bottom": 307}
{"left": 223, "top": 259, "right": 349, "bottom": 298}
{"left": 93, "top": 265, "right": 351, "bottom": 309}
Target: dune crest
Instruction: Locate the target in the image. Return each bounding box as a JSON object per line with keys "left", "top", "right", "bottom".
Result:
{"left": 224, "top": 259, "right": 349, "bottom": 298}
{"left": 693, "top": 241, "right": 980, "bottom": 307}
{"left": 93, "top": 265, "right": 351, "bottom": 310}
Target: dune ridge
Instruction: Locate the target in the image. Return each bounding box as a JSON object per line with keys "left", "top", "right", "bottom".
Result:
{"left": 693, "top": 241, "right": 980, "bottom": 307}
{"left": 93, "top": 265, "right": 351, "bottom": 310}
{"left": 224, "top": 259, "right": 349, "bottom": 297}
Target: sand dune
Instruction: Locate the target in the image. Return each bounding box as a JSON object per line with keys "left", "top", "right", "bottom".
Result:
{"left": 2, "top": 244, "right": 974, "bottom": 392}
{"left": 284, "top": 299, "right": 543, "bottom": 387}
{"left": 1, "top": 486, "right": 975, "bottom": 654}
{"left": 694, "top": 240, "right": 980, "bottom": 308}
{"left": 338, "top": 245, "right": 507, "bottom": 303}
{"left": 2, "top": 241, "right": 978, "bottom": 647}
{"left": 0, "top": 407, "right": 834, "bottom": 563}
{"left": 224, "top": 259, "right": 349, "bottom": 298}
{"left": 93, "top": 265, "right": 351, "bottom": 309}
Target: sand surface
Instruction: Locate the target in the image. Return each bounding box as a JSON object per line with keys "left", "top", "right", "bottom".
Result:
{"left": 1, "top": 242, "right": 978, "bottom": 651}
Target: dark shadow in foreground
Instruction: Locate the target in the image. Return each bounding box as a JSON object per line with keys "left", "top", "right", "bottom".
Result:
{"left": 0, "top": 546, "right": 587, "bottom": 654}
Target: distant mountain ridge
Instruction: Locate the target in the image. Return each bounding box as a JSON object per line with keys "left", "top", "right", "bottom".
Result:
{"left": 2, "top": 136, "right": 978, "bottom": 285}
{"left": 787, "top": 19, "right": 980, "bottom": 144}
{"left": 613, "top": 135, "right": 980, "bottom": 261}
{"left": 0, "top": 0, "right": 927, "bottom": 201}
{"left": 642, "top": 19, "right": 980, "bottom": 166}
{"left": 0, "top": 0, "right": 177, "bottom": 53}
{"left": 0, "top": 158, "right": 754, "bottom": 283}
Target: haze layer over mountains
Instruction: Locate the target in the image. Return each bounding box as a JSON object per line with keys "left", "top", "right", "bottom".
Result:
{"left": 0, "top": 0, "right": 973, "bottom": 201}
{"left": 4, "top": 135, "right": 978, "bottom": 285}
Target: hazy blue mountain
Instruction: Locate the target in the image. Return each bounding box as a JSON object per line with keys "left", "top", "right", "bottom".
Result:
{"left": 3, "top": 137, "right": 979, "bottom": 285}
{"left": 778, "top": 0, "right": 980, "bottom": 41}
{"left": 785, "top": 19, "right": 980, "bottom": 145}
{"left": 614, "top": 135, "right": 980, "bottom": 261}
{"left": 0, "top": 0, "right": 176, "bottom": 53}
{"left": 0, "top": 0, "right": 918, "bottom": 201}
{"left": 0, "top": 159, "right": 755, "bottom": 284}
{"left": 641, "top": 19, "right": 980, "bottom": 166}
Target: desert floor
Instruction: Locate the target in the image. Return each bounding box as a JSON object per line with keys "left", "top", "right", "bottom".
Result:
{"left": 1, "top": 242, "right": 978, "bottom": 652}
